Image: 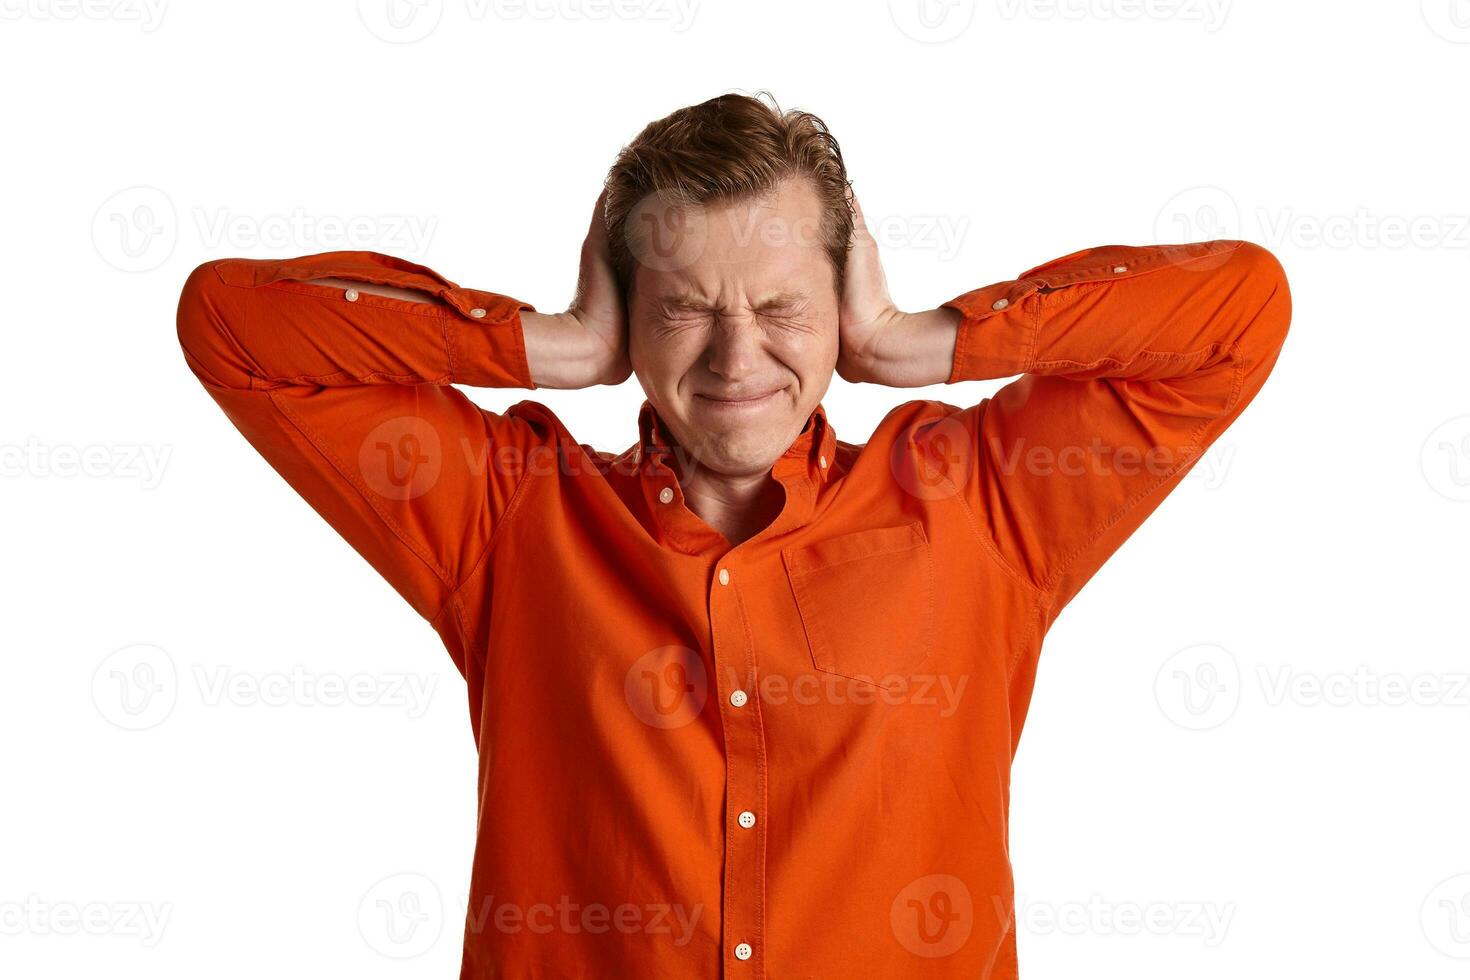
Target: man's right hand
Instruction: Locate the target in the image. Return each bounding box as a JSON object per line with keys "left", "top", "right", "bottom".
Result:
{"left": 522, "top": 190, "right": 632, "bottom": 389}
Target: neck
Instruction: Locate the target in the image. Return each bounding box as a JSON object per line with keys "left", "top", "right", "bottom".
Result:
{"left": 680, "top": 466, "right": 787, "bottom": 547}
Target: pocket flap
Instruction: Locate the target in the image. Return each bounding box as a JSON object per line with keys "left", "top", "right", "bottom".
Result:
{"left": 782, "top": 520, "right": 934, "bottom": 688}
{"left": 782, "top": 520, "right": 928, "bottom": 574}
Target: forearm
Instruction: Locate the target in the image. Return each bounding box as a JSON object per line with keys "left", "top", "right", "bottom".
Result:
{"left": 304, "top": 275, "right": 616, "bottom": 390}
{"left": 520, "top": 311, "right": 625, "bottom": 389}
{"left": 942, "top": 240, "right": 1290, "bottom": 390}
{"left": 842, "top": 307, "right": 963, "bottom": 387}
{"left": 178, "top": 251, "right": 534, "bottom": 394}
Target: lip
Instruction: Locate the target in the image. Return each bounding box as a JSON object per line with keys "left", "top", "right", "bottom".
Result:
{"left": 695, "top": 388, "right": 783, "bottom": 409}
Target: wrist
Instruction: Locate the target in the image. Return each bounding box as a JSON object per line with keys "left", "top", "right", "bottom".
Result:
{"left": 524, "top": 309, "right": 630, "bottom": 388}
{"left": 845, "top": 307, "right": 962, "bottom": 387}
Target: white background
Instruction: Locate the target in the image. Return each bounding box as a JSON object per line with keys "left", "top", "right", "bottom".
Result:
{"left": 3, "top": 1, "right": 1468, "bottom": 977}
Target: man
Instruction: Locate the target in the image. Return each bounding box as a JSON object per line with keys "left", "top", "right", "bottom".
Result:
{"left": 176, "top": 93, "right": 1290, "bottom": 978}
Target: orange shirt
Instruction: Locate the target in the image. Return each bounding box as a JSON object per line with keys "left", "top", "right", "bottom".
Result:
{"left": 176, "top": 239, "right": 1290, "bottom": 978}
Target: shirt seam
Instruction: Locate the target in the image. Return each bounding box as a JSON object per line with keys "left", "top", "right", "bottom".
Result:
{"left": 196, "top": 276, "right": 456, "bottom": 595}
{"left": 262, "top": 279, "right": 457, "bottom": 318}
{"left": 429, "top": 424, "right": 541, "bottom": 632}
{"left": 1035, "top": 342, "right": 1247, "bottom": 602}
{"left": 267, "top": 389, "right": 457, "bottom": 596}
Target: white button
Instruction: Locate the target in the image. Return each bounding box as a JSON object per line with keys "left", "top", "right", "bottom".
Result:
{"left": 991, "top": 298, "right": 1009, "bottom": 311}
{"left": 344, "top": 288, "right": 359, "bottom": 302}
{"left": 718, "top": 568, "right": 730, "bottom": 586}
{"left": 1113, "top": 265, "right": 1127, "bottom": 274}
{"left": 738, "top": 810, "right": 756, "bottom": 829}
{"left": 658, "top": 486, "right": 674, "bottom": 503}
{"left": 819, "top": 454, "right": 827, "bottom": 469}
{"left": 734, "top": 942, "right": 752, "bottom": 960}
{"left": 729, "top": 690, "right": 748, "bottom": 708}
{"left": 469, "top": 307, "right": 487, "bottom": 318}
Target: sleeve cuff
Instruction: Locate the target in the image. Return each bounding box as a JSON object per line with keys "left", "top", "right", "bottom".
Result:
{"left": 447, "top": 289, "right": 539, "bottom": 390}
{"left": 941, "top": 279, "right": 1041, "bottom": 384}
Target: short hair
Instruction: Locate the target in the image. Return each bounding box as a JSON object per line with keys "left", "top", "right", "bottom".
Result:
{"left": 604, "top": 90, "right": 854, "bottom": 298}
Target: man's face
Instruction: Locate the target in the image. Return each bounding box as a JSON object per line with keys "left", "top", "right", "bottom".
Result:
{"left": 626, "top": 178, "right": 839, "bottom": 479}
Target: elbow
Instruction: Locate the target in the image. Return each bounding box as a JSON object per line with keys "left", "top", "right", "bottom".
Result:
{"left": 1225, "top": 240, "right": 1292, "bottom": 357}
{"left": 176, "top": 259, "right": 252, "bottom": 389}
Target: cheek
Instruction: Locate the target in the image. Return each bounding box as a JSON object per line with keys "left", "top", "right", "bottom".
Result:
{"left": 771, "top": 320, "right": 839, "bottom": 376}
{"left": 629, "top": 318, "right": 705, "bottom": 383}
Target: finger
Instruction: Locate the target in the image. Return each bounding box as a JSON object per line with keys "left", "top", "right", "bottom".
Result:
{"left": 847, "top": 189, "right": 874, "bottom": 248}
{"left": 588, "top": 187, "right": 610, "bottom": 247}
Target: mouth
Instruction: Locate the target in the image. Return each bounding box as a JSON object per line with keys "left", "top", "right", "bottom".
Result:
{"left": 694, "top": 388, "right": 785, "bottom": 410}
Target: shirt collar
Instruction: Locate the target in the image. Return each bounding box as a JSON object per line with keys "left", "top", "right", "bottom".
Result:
{"left": 632, "top": 396, "right": 837, "bottom": 553}
{"left": 636, "top": 397, "right": 835, "bottom": 475}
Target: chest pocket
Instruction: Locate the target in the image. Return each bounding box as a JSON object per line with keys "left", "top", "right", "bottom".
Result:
{"left": 781, "top": 520, "right": 935, "bottom": 691}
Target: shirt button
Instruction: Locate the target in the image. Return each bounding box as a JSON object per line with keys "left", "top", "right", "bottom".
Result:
{"left": 658, "top": 486, "right": 674, "bottom": 503}
{"left": 738, "top": 810, "right": 756, "bottom": 829}
{"left": 729, "top": 689, "right": 749, "bottom": 708}
{"left": 991, "top": 297, "right": 1009, "bottom": 311}
{"left": 344, "top": 288, "right": 359, "bottom": 302}
{"left": 718, "top": 568, "right": 730, "bottom": 586}
{"left": 819, "top": 454, "right": 827, "bottom": 469}
{"left": 469, "top": 307, "right": 487, "bottom": 318}
{"left": 1113, "top": 264, "right": 1128, "bottom": 274}
{"left": 734, "top": 942, "right": 753, "bottom": 961}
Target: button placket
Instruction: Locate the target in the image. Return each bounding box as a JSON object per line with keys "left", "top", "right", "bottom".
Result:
{"left": 709, "top": 559, "right": 766, "bottom": 976}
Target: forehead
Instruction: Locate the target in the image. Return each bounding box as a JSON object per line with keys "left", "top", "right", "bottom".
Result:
{"left": 628, "top": 178, "right": 834, "bottom": 305}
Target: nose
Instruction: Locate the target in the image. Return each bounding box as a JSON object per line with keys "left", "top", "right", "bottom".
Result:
{"left": 704, "top": 316, "right": 762, "bottom": 381}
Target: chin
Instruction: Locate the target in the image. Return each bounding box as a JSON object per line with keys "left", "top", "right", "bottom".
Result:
{"left": 691, "top": 429, "right": 787, "bottom": 476}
